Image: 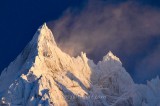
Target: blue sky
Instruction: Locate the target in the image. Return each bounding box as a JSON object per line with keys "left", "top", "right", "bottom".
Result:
{"left": 0, "top": 0, "right": 160, "bottom": 83}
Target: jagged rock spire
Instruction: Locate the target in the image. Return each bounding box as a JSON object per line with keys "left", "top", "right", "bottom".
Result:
{"left": 103, "top": 51, "right": 121, "bottom": 63}
{"left": 31, "top": 22, "right": 57, "bottom": 46}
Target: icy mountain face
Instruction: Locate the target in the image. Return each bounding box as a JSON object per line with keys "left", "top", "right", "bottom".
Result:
{"left": 0, "top": 23, "right": 160, "bottom": 106}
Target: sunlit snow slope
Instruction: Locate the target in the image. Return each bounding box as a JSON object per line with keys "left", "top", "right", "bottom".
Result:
{"left": 0, "top": 23, "right": 160, "bottom": 106}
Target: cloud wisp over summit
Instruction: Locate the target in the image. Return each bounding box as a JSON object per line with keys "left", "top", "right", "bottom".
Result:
{"left": 48, "top": 0, "right": 160, "bottom": 83}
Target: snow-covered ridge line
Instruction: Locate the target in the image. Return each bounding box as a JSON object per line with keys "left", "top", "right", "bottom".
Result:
{"left": 0, "top": 23, "right": 160, "bottom": 106}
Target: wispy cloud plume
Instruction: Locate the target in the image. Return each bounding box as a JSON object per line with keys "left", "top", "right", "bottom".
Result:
{"left": 48, "top": 0, "right": 160, "bottom": 82}
{"left": 135, "top": 44, "right": 160, "bottom": 82}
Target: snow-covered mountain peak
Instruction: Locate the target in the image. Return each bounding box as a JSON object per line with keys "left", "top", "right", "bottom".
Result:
{"left": 39, "top": 22, "right": 47, "bottom": 29}
{"left": 31, "top": 22, "right": 57, "bottom": 47}
{"left": 0, "top": 23, "right": 60, "bottom": 93}
{"left": 27, "top": 22, "right": 59, "bottom": 59}
{"left": 1, "top": 23, "right": 160, "bottom": 106}
{"left": 103, "top": 51, "right": 121, "bottom": 64}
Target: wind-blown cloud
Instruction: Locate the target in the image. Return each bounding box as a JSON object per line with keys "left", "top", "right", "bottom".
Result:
{"left": 135, "top": 44, "right": 160, "bottom": 83}
{"left": 48, "top": 0, "right": 160, "bottom": 83}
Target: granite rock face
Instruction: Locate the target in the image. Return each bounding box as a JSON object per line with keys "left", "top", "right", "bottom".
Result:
{"left": 0, "top": 23, "right": 160, "bottom": 106}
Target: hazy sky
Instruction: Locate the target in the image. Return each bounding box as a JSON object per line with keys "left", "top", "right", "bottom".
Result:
{"left": 0, "top": 0, "right": 160, "bottom": 83}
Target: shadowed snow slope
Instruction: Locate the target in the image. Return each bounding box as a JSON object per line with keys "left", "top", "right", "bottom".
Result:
{"left": 0, "top": 23, "right": 160, "bottom": 106}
